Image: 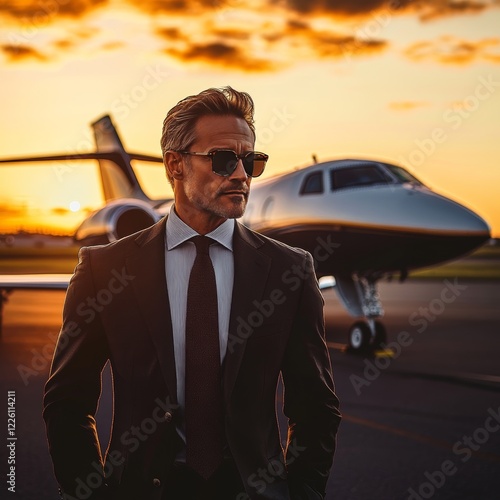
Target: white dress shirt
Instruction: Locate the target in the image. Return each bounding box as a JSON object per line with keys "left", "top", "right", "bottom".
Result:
{"left": 165, "top": 208, "right": 235, "bottom": 448}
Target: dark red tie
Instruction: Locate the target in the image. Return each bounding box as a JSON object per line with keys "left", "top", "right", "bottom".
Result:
{"left": 185, "top": 236, "right": 224, "bottom": 479}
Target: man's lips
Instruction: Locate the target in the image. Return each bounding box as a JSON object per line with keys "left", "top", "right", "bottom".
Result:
{"left": 220, "top": 190, "right": 248, "bottom": 197}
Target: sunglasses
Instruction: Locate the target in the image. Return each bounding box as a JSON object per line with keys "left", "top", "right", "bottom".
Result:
{"left": 178, "top": 149, "right": 268, "bottom": 178}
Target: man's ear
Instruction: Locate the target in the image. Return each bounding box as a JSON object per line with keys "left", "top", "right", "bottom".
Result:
{"left": 163, "top": 151, "right": 184, "bottom": 181}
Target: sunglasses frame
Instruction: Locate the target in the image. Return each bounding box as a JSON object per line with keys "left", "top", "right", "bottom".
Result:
{"left": 177, "top": 149, "right": 268, "bottom": 178}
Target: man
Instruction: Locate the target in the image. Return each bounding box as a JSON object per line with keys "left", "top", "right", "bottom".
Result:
{"left": 43, "top": 87, "right": 341, "bottom": 500}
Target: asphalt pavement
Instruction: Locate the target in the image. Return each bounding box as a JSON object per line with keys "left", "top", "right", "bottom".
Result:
{"left": 0, "top": 280, "right": 499, "bottom": 500}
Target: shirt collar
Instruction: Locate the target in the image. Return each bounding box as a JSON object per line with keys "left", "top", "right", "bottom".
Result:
{"left": 166, "top": 206, "right": 234, "bottom": 252}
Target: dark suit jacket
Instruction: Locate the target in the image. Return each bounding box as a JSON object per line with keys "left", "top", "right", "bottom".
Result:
{"left": 43, "top": 217, "right": 341, "bottom": 500}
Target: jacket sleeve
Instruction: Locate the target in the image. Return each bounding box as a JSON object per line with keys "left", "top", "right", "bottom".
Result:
{"left": 281, "top": 251, "right": 341, "bottom": 498}
{"left": 43, "top": 247, "right": 110, "bottom": 498}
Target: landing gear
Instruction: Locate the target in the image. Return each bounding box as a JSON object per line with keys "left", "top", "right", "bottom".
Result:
{"left": 347, "top": 320, "right": 387, "bottom": 352}
{"left": 333, "top": 273, "right": 389, "bottom": 353}
{"left": 346, "top": 277, "right": 387, "bottom": 352}
{"left": 348, "top": 321, "right": 371, "bottom": 351}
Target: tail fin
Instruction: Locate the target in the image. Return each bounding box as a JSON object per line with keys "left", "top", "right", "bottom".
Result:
{"left": 91, "top": 115, "right": 151, "bottom": 202}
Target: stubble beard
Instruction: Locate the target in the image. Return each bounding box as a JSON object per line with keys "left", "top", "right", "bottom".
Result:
{"left": 186, "top": 182, "right": 249, "bottom": 220}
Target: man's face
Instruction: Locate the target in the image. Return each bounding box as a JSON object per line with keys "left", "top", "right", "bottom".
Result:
{"left": 174, "top": 114, "right": 254, "bottom": 231}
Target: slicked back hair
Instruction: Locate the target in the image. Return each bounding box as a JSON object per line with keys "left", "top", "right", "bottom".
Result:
{"left": 160, "top": 86, "right": 256, "bottom": 186}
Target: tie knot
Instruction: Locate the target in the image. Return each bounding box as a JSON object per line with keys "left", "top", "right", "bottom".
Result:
{"left": 191, "top": 235, "right": 213, "bottom": 255}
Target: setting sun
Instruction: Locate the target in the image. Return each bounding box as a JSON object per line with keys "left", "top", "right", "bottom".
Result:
{"left": 69, "top": 201, "right": 81, "bottom": 213}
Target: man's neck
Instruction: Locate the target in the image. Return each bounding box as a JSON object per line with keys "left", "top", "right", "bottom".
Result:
{"left": 173, "top": 206, "right": 227, "bottom": 235}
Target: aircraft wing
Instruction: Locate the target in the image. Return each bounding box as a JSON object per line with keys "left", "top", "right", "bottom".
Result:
{"left": 0, "top": 275, "right": 71, "bottom": 336}
{"left": 0, "top": 274, "right": 71, "bottom": 290}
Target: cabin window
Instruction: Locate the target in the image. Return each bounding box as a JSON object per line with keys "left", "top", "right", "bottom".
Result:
{"left": 330, "top": 165, "right": 392, "bottom": 191}
{"left": 300, "top": 171, "right": 324, "bottom": 195}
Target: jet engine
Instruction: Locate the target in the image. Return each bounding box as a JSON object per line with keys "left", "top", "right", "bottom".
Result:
{"left": 74, "top": 199, "right": 161, "bottom": 246}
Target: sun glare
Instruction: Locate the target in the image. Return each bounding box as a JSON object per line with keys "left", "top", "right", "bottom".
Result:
{"left": 69, "top": 201, "right": 81, "bottom": 213}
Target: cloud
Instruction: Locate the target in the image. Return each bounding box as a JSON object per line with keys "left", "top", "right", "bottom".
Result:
{"left": 0, "top": 0, "right": 108, "bottom": 21}
{"left": 165, "top": 41, "right": 275, "bottom": 72}
{"left": 155, "top": 14, "right": 388, "bottom": 72}
{"left": 308, "top": 32, "right": 387, "bottom": 58}
{"left": 156, "top": 23, "right": 276, "bottom": 71}
{"left": 414, "top": 0, "right": 491, "bottom": 21}
{"left": 405, "top": 36, "right": 500, "bottom": 65}
{"left": 101, "top": 41, "right": 125, "bottom": 51}
{"left": 1, "top": 44, "right": 46, "bottom": 62}
{"left": 52, "top": 39, "right": 76, "bottom": 50}
{"left": 127, "top": 0, "right": 190, "bottom": 14}
{"left": 3, "top": 0, "right": 493, "bottom": 72}
{"left": 156, "top": 27, "right": 183, "bottom": 41}
{"left": 285, "top": 0, "right": 390, "bottom": 16}
{"left": 263, "top": 18, "right": 388, "bottom": 60}
{"left": 283, "top": 0, "right": 495, "bottom": 19}
{"left": 389, "top": 101, "right": 430, "bottom": 111}
{"left": 51, "top": 207, "right": 70, "bottom": 216}
{"left": 0, "top": 204, "right": 26, "bottom": 216}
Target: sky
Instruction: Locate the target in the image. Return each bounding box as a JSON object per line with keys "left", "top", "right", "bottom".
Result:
{"left": 0, "top": 0, "right": 499, "bottom": 236}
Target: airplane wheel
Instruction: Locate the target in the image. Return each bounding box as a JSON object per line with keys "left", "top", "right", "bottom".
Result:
{"left": 348, "top": 321, "right": 371, "bottom": 352}
{"left": 373, "top": 321, "right": 387, "bottom": 348}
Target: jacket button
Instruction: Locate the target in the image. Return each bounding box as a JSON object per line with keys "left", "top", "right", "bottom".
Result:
{"left": 164, "top": 411, "right": 173, "bottom": 423}
{"left": 153, "top": 478, "right": 161, "bottom": 487}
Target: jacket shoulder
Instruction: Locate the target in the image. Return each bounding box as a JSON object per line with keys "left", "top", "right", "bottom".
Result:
{"left": 80, "top": 217, "right": 166, "bottom": 260}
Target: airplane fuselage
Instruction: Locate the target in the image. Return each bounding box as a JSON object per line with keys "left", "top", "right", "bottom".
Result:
{"left": 243, "top": 159, "right": 490, "bottom": 277}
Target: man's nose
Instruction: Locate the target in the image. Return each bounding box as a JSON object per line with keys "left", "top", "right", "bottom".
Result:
{"left": 228, "top": 158, "right": 248, "bottom": 180}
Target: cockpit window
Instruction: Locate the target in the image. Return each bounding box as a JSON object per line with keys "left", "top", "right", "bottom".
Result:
{"left": 300, "top": 171, "right": 324, "bottom": 195}
{"left": 330, "top": 165, "right": 392, "bottom": 191}
{"left": 385, "top": 165, "right": 423, "bottom": 185}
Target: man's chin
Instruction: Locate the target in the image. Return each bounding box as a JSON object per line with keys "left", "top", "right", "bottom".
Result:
{"left": 214, "top": 201, "right": 246, "bottom": 220}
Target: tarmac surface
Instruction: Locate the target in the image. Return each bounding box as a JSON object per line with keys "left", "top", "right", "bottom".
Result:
{"left": 0, "top": 279, "right": 499, "bottom": 500}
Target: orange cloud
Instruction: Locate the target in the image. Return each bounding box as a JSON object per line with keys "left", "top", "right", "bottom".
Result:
{"left": 285, "top": 0, "right": 389, "bottom": 16}
{"left": 52, "top": 39, "right": 75, "bottom": 50}
{"left": 415, "top": 0, "right": 489, "bottom": 21}
{"left": 284, "top": 0, "right": 494, "bottom": 20}
{"left": 123, "top": 0, "right": 494, "bottom": 19}
{"left": 0, "top": 0, "right": 108, "bottom": 21}
{"left": 389, "top": 101, "right": 430, "bottom": 111}
{"left": 262, "top": 18, "right": 388, "bottom": 59}
{"left": 51, "top": 207, "right": 70, "bottom": 216}
{"left": 101, "top": 41, "right": 125, "bottom": 51}
{"left": 1, "top": 44, "right": 46, "bottom": 62}
{"left": 165, "top": 42, "right": 275, "bottom": 72}
{"left": 156, "top": 23, "right": 274, "bottom": 71}
{"left": 405, "top": 36, "right": 500, "bottom": 65}
{"left": 309, "top": 32, "right": 387, "bottom": 58}
{"left": 0, "top": 204, "right": 26, "bottom": 216}
{"left": 155, "top": 14, "right": 388, "bottom": 72}
{"left": 128, "top": 0, "right": 190, "bottom": 14}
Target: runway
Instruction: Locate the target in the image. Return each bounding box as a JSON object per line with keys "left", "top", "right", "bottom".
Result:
{"left": 1, "top": 280, "right": 499, "bottom": 499}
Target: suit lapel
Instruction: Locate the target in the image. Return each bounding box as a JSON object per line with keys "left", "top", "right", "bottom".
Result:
{"left": 126, "top": 217, "right": 178, "bottom": 404}
{"left": 223, "top": 222, "right": 271, "bottom": 402}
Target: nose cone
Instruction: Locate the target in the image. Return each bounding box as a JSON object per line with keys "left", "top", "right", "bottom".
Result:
{"left": 326, "top": 184, "right": 491, "bottom": 271}
{"left": 386, "top": 187, "right": 491, "bottom": 264}
{"left": 392, "top": 187, "right": 491, "bottom": 268}
{"left": 410, "top": 187, "right": 490, "bottom": 237}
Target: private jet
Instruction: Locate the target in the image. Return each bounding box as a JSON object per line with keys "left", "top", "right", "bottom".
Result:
{"left": 0, "top": 115, "right": 491, "bottom": 350}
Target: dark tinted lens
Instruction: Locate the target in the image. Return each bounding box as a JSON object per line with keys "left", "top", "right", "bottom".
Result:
{"left": 211, "top": 150, "right": 267, "bottom": 177}
{"left": 213, "top": 150, "right": 238, "bottom": 176}
{"left": 242, "top": 153, "right": 255, "bottom": 177}
{"left": 243, "top": 152, "right": 267, "bottom": 177}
